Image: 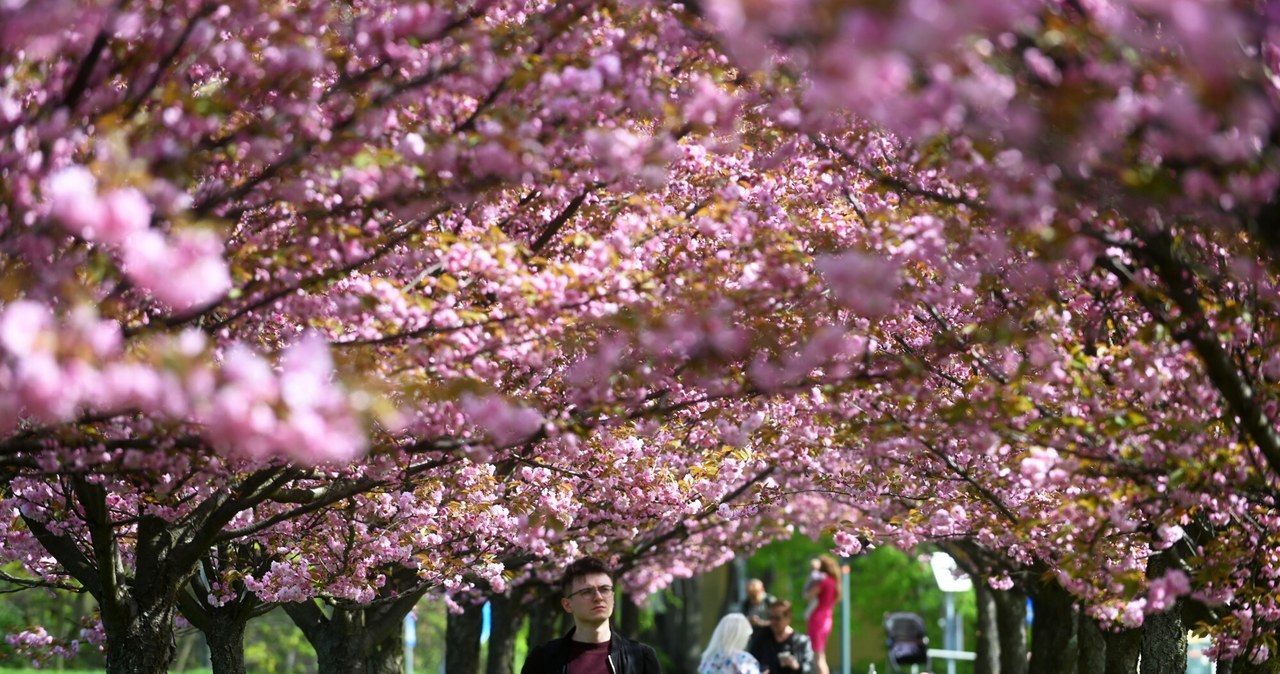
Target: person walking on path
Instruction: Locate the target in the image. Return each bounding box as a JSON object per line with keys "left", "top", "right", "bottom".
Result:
{"left": 521, "top": 556, "right": 662, "bottom": 674}
{"left": 749, "top": 600, "right": 814, "bottom": 674}
{"left": 804, "top": 555, "right": 841, "bottom": 674}
{"left": 700, "top": 613, "right": 762, "bottom": 674}
{"left": 741, "top": 578, "right": 777, "bottom": 628}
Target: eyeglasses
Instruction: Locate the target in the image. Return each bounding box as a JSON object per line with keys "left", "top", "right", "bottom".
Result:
{"left": 567, "top": 584, "right": 615, "bottom": 600}
{"left": 768, "top": 614, "right": 789, "bottom": 622}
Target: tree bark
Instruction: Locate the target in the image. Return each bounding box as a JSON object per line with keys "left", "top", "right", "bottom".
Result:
{"left": 287, "top": 601, "right": 366, "bottom": 674}
{"left": 526, "top": 586, "right": 567, "bottom": 648}
{"left": 1028, "top": 575, "right": 1078, "bottom": 674}
{"left": 1140, "top": 552, "right": 1186, "bottom": 674}
{"left": 287, "top": 582, "right": 428, "bottom": 674}
{"left": 314, "top": 641, "right": 366, "bottom": 674}
{"left": 487, "top": 589, "right": 526, "bottom": 674}
{"left": 1077, "top": 615, "right": 1105, "bottom": 674}
{"left": 22, "top": 484, "right": 195, "bottom": 674}
{"left": 446, "top": 599, "right": 486, "bottom": 674}
{"left": 620, "top": 590, "right": 640, "bottom": 640}
{"left": 1103, "top": 627, "right": 1141, "bottom": 674}
{"left": 720, "top": 558, "right": 745, "bottom": 617}
{"left": 1139, "top": 608, "right": 1186, "bottom": 674}
{"left": 177, "top": 562, "right": 262, "bottom": 674}
{"left": 1215, "top": 655, "right": 1274, "bottom": 674}
{"left": 972, "top": 578, "right": 1000, "bottom": 674}
{"left": 652, "top": 577, "right": 702, "bottom": 673}
{"left": 365, "top": 627, "right": 404, "bottom": 674}
{"left": 102, "top": 607, "right": 179, "bottom": 674}
{"left": 204, "top": 615, "right": 248, "bottom": 674}
{"left": 992, "top": 583, "right": 1028, "bottom": 674}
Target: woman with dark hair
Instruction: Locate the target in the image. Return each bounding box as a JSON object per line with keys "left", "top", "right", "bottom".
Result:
{"left": 804, "top": 555, "right": 842, "bottom": 674}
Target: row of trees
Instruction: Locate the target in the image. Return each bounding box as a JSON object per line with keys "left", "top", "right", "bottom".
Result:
{"left": 2, "top": 0, "right": 1280, "bottom": 672}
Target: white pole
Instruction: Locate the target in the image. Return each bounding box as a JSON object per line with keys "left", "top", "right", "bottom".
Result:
{"left": 944, "top": 593, "right": 956, "bottom": 674}
{"left": 735, "top": 556, "right": 748, "bottom": 605}
{"left": 841, "top": 564, "right": 851, "bottom": 674}
{"left": 404, "top": 612, "right": 417, "bottom": 674}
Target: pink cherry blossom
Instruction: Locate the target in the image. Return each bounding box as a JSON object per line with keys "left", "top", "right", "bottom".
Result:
{"left": 121, "top": 228, "right": 230, "bottom": 311}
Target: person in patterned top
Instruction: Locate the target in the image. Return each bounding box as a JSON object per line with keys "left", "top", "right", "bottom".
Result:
{"left": 700, "top": 613, "right": 762, "bottom": 674}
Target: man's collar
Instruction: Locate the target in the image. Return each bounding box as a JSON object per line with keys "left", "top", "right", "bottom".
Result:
{"left": 563, "top": 624, "right": 614, "bottom": 645}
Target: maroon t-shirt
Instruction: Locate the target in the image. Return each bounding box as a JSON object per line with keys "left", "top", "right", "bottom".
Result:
{"left": 566, "top": 640, "right": 611, "bottom": 674}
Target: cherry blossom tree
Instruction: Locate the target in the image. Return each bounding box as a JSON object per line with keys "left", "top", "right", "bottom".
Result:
{"left": 696, "top": 0, "right": 1280, "bottom": 668}
{"left": 8, "top": 0, "right": 1280, "bottom": 673}
{"left": 0, "top": 1, "right": 866, "bottom": 671}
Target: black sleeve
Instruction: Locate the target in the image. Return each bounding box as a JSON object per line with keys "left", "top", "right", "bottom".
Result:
{"left": 641, "top": 643, "right": 662, "bottom": 674}
{"left": 747, "top": 625, "right": 768, "bottom": 653}
{"left": 520, "top": 643, "right": 547, "bottom": 674}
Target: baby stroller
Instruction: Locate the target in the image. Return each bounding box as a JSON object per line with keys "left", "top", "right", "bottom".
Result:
{"left": 883, "top": 612, "right": 929, "bottom": 673}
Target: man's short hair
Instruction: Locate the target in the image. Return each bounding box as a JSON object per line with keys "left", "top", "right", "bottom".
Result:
{"left": 769, "top": 599, "right": 793, "bottom": 616}
{"left": 560, "top": 556, "right": 612, "bottom": 596}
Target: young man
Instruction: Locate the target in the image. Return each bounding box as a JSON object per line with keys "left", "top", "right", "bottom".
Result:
{"left": 521, "top": 557, "right": 663, "bottom": 674}
{"left": 748, "top": 600, "right": 814, "bottom": 674}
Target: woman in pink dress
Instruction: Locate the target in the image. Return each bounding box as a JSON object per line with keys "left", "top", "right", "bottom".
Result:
{"left": 804, "top": 555, "right": 842, "bottom": 674}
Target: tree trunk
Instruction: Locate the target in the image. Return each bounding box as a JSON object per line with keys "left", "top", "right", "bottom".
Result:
{"left": 365, "top": 626, "right": 404, "bottom": 674}
{"left": 314, "top": 638, "right": 367, "bottom": 674}
{"left": 1208, "top": 654, "right": 1280, "bottom": 674}
{"left": 286, "top": 575, "right": 430, "bottom": 674}
{"left": 21, "top": 470, "right": 292, "bottom": 674}
{"left": 1218, "top": 654, "right": 1280, "bottom": 674}
{"left": 721, "top": 557, "right": 745, "bottom": 617}
{"left": 1028, "top": 576, "right": 1078, "bottom": 674}
{"left": 99, "top": 517, "right": 190, "bottom": 674}
{"left": 972, "top": 579, "right": 1000, "bottom": 674}
{"left": 204, "top": 611, "right": 249, "bottom": 674}
{"left": 1077, "top": 615, "right": 1105, "bottom": 674}
{"left": 1214, "top": 656, "right": 1274, "bottom": 674}
{"left": 285, "top": 601, "right": 402, "bottom": 674}
{"left": 527, "top": 586, "right": 566, "bottom": 647}
{"left": 652, "top": 577, "right": 702, "bottom": 673}
{"left": 992, "top": 584, "right": 1028, "bottom": 674}
{"left": 287, "top": 602, "right": 367, "bottom": 674}
{"left": 1140, "top": 552, "right": 1186, "bottom": 674}
{"left": 620, "top": 591, "right": 640, "bottom": 647}
{"left": 177, "top": 575, "right": 258, "bottom": 674}
{"left": 1103, "top": 627, "right": 1141, "bottom": 674}
{"left": 487, "top": 589, "right": 526, "bottom": 674}
{"left": 102, "top": 608, "right": 179, "bottom": 674}
{"left": 1139, "top": 608, "right": 1186, "bottom": 674}
{"left": 446, "top": 599, "right": 486, "bottom": 674}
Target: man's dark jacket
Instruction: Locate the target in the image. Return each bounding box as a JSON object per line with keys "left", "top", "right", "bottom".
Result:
{"left": 520, "top": 627, "right": 661, "bottom": 674}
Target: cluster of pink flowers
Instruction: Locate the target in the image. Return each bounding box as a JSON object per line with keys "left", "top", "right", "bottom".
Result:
{"left": 44, "top": 166, "right": 230, "bottom": 311}
{"left": 6, "top": 626, "right": 81, "bottom": 666}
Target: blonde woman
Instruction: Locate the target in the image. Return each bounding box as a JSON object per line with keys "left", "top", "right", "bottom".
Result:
{"left": 700, "top": 613, "right": 762, "bottom": 674}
